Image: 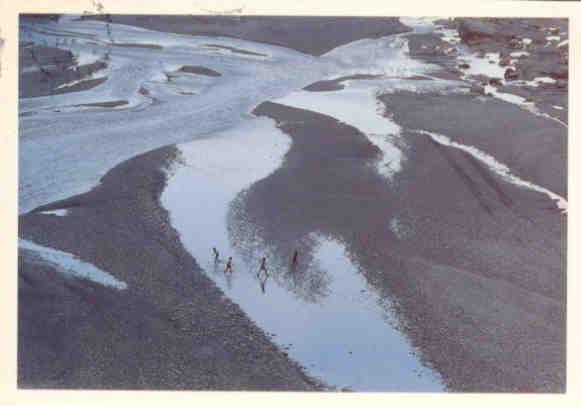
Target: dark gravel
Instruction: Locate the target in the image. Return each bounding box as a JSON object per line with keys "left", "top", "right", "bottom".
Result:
{"left": 179, "top": 65, "right": 222, "bottom": 77}
{"left": 378, "top": 91, "right": 567, "bottom": 198}
{"left": 230, "top": 101, "right": 565, "bottom": 392}
{"left": 303, "top": 74, "right": 383, "bottom": 92}
{"left": 18, "top": 146, "right": 322, "bottom": 390}
{"left": 83, "top": 15, "right": 411, "bottom": 56}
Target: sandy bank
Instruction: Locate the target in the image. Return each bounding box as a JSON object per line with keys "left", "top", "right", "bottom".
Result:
{"left": 235, "top": 101, "right": 565, "bottom": 391}
{"left": 378, "top": 91, "right": 566, "bottom": 198}
{"left": 19, "top": 146, "right": 321, "bottom": 390}
{"left": 85, "top": 15, "right": 410, "bottom": 56}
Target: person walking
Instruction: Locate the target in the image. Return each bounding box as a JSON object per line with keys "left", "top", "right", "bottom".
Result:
{"left": 259, "top": 257, "right": 268, "bottom": 274}
{"left": 225, "top": 257, "right": 233, "bottom": 273}
{"left": 212, "top": 247, "right": 220, "bottom": 262}
{"left": 292, "top": 249, "right": 299, "bottom": 266}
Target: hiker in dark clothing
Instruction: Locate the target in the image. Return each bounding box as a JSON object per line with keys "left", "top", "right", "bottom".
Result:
{"left": 257, "top": 264, "right": 269, "bottom": 294}
{"left": 225, "top": 257, "right": 233, "bottom": 273}
{"left": 212, "top": 247, "right": 219, "bottom": 262}
{"left": 292, "top": 250, "right": 299, "bottom": 266}
{"left": 259, "top": 257, "right": 268, "bottom": 274}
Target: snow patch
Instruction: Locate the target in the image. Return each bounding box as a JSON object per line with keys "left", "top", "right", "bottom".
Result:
{"left": 415, "top": 130, "right": 567, "bottom": 212}
{"left": 40, "top": 209, "right": 68, "bottom": 216}
{"left": 19, "top": 239, "right": 128, "bottom": 289}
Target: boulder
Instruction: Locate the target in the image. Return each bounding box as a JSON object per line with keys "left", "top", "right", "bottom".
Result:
{"left": 499, "top": 57, "right": 511, "bottom": 67}
{"left": 504, "top": 68, "right": 519, "bottom": 81}
{"left": 457, "top": 19, "right": 497, "bottom": 45}
{"left": 508, "top": 38, "right": 523, "bottom": 49}
{"left": 556, "top": 79, "right": 567, "bottom": 89}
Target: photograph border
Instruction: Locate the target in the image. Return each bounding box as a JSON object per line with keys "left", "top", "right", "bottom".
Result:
{"left": 1, "top": 0, "right": 579, "bottom": 405}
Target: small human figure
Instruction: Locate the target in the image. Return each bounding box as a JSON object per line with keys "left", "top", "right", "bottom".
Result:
{"left": 212, "top": 247, "right": 220, "bottom": 262}
{"left": 292, "top": 250, "right": 299, "bottom": 266}
{"left": 225, "top": 257, "right": 233, "bottom": 273}
{"left": 259, "top": 257, "right": 268, "bottom": 274}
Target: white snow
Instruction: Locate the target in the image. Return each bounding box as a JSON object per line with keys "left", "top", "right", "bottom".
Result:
{"left": 484, "top": 84, "right": 532, "bottom": 106}
{"left": 276, "top": 86, "right": 404, "bottom": 178}
{"left": 54, "top": 76, "right": 105, "bottom": 90}
{"left": 19, "top": 239, "right": 128, "bottom": 289}
{"left": 532, "top": 76, "right": 557, "bottom": 85}
{"left": 415, "top": 130, "right": 567, "bottom": 212}
{"left": 40, "top": 209, "right": 68, "bottom": 216}
{"left": 460, "top": 52, "right": 508, "bottom": 79}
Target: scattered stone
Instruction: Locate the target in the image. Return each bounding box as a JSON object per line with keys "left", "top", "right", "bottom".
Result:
{"left": 556, "top": 79, "right": 567, "bottom": 89}
{"left": 504, "top": 68, "right": 519, "bottom": 81}
{"left": 458, "top": 63, "right": 471, "bottom": 69}
{"left": 508, "top": 38, "right": 523, "bottom": 49}
{"left": 457, "top": 19, "right": 497, "bottom": 45}
{"left": 470, "top": 84, "right": 486, "bottom": 95}
{"left": 499, "top": 57, "right": 511, "bottom": 67}
{"left": 560, "top": 53, "right": 568, "bottom": 65}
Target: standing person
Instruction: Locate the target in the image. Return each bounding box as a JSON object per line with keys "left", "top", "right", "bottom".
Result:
{"left": 259, "top": 257, "right": 268, "bottom": 274}
{"left": 225, "top": 257, "right": 233, "bottom": 273}
{"left": 292, "top": 249, "right": 299, "bottom": 266}
{"left": 259, "top": 273, "right": 268, "bottom": 294}
{"left": 212, "top": 247, "right": 220, "bottom": 262}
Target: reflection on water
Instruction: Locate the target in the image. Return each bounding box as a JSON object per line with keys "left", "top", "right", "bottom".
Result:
{"left": 161, "top": 98, "right": 443, "bottom": 392}
{"left": 158, "top": 22, "right": 445, "bottom": 390}
{"left": 203, "top": 232, "right": 444, "bottom": 391}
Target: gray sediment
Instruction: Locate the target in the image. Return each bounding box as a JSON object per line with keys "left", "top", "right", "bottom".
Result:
{"left": 404, "top": 18, "right": 568, "bottom": 123}
{"left": 232, "top": 101, "right": 565, "bottom": 392}
{"left": 84, "top": 15, "right": 411, "bottom": 56}
{"left": 303, "top": 74, "right": 383, "bottom": 92}
{"left": 112, "top": 43, "right": 163, "bottom": 50}
{"left": 78, "top": 100, "right": 128, "bottom": 108}
{"left": 18, "top": 146, "right": 322, "bottom": 390}
{"left": 378, "top": 91, "right": 566, "bottom": 198}
{"left": 204, "top": 44, "right": 266, "bottom": 57}
{"left": 179, "top": 65, "right": 222, "bottom": 77}
{"left": 19, "top": 51, "right": 107, "bottom": 98}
